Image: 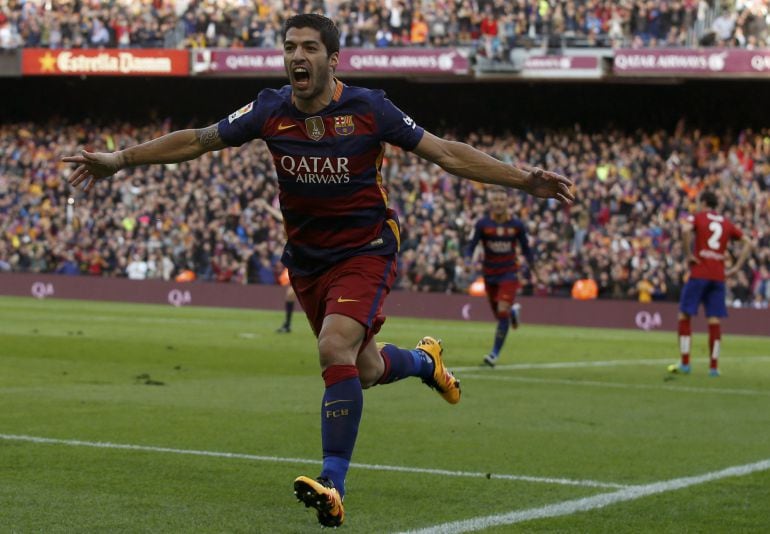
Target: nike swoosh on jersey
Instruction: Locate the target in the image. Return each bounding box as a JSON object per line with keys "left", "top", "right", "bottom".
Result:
{"left": 336, "top": 297, "right": 360, "bottom": 303}
{"left": 277, "top": 122, "right": 296, "bottom": 131}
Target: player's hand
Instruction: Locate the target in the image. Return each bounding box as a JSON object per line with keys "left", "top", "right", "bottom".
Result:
{"left": 725, "top": 265, "right": 740, "bottom": 278}
{"left": 522, "top": 167, "right": 574, "bottom": 204}
{"left": 62, "top": 150, "right": 124, "bottom": 192}
{"left": 686, "top": 253, "right": 700, "bottom": 265}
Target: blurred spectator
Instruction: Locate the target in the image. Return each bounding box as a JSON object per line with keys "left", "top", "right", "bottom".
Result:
{"left": 0, "top": 13, "right": 16, "bottom": 49}
{"left": 126, "top": 253, "right": 148, "bottom": 280}
{"left": 410, "top": 12, "right": 429, "bottom": 46}
{"left": 478, "top": 5, "right": 502, "bottom": 61}
{"left": 634, "top": 276, "right": 654, "bottom": 302}
{"left": 711, "top": 9, "right": 736, "bottom": 44}
{"left": 90, "top": 18, "right": 110, "bottom": 48}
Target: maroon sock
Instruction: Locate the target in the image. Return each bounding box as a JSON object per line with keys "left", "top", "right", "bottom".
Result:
{"left": 708, "top": 323, "right": 721, "bottom": 370}
{"left": 678, "top": 318, "right": 691, "bottom": 366}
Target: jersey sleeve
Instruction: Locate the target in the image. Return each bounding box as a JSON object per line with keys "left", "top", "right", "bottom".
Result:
{"left": 373, "top": 90, "right": 425, "bottom": 151}
{"left": 217, "top": 92, "right": 268, "bottom": 147}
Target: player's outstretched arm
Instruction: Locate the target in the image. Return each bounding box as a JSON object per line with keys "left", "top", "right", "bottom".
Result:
{"left": 62, "top": 124, "right": 227, "bottom": 192}
{"left": 412, "top": 131, "right": 574, "bottom": 204}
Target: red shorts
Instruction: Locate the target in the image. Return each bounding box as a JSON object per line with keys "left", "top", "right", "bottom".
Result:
{"left": 290, "top": 254, "right": 397, "bottom": 345}
{"left": 486, "top": 280, "right": 519, "bottom": 315}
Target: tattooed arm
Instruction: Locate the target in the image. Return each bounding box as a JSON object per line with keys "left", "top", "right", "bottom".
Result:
{"left": 63, "top": 124, "right": 227, "bottom": 191}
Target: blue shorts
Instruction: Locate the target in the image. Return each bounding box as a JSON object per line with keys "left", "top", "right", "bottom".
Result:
{"left": 679, "top": 278, "right": 727, "bottom": 318}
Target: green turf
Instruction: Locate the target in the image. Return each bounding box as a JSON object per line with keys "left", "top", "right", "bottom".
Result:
{"left": 1, "top": 295, "right": 769, "bottom": 533}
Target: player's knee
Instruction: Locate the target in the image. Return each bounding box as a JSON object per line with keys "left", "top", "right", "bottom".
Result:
{"left": 496, "top": 300, "right": 511, "bottom": 320}
{"left": 317, "top": 334, "right": 356, "bottom": 369}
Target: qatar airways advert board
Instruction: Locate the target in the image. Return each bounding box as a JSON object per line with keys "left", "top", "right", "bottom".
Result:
{"left": 613, "top": 49, "right": 770, "bottom": 77}
{"left": 193, "top": 48, "right": 469, "bottom": 76}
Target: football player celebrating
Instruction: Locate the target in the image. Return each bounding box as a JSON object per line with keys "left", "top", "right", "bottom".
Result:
{"left": 63, "top": 14, "right": 574, "bottom": 527}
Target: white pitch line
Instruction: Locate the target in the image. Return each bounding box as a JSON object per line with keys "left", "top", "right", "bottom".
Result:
{"left": 453, "top": 355, "right": 770, "bottom": 372}
{"left": 399, "top": 457, "right": 770, "bottom": 534}
{"left": 342, "top": 463, "right": 627, "bottom": 489}
{"left": 461, "top": 373, "right": 770, "bottom": 397}
{"left": 0, "top": 434, "right": 626, "bottom": 489}
{"left": 453, "top": 358, "right": 671, "bottom": 372}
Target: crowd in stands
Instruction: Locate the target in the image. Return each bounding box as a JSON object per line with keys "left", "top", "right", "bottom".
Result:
{"left": 705, "top": 1, "right": 770, "bottom": 48}
{"left": 1, "top": 0, "right": 768, "bottom": 54}
{"left": 1, "top": 118, "right": 769, "bottom": 307}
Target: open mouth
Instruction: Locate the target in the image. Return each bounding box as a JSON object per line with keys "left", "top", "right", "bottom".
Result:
{"left": 292, "top": 66, "right": 310, "bottom": 89}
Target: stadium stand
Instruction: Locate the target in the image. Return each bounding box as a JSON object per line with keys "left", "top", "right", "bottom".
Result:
{"left": 2, "top": 0, "right": 767, "bottom": 53}
{"left": 1, "top": 119, "right": 768, "bottom": 307}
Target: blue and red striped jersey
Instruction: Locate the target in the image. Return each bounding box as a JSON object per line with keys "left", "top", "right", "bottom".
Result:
{"left": 217, "top": 81, "right": 425, "bottom": 276}
{"left": 466, "top": 216, "right": 533, "bottom": 283}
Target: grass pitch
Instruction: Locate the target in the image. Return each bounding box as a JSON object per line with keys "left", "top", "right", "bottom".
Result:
{"left": 1, "top": 295, "right": 769, "bottom": 533}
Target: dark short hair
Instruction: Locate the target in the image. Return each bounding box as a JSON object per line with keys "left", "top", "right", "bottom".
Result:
{"left": 283, "top": 14, "right": 340, "bottom": 56}
{"left": 700, "top": 190, "right": 718, "bottom": 209}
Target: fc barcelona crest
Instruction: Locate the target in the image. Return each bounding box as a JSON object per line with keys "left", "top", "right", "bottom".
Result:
{"left": 334, "top": 115, "right": 355, "bottom": 136}
{"left": 305, "top": 116, "right": 325, "bottom": 141}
